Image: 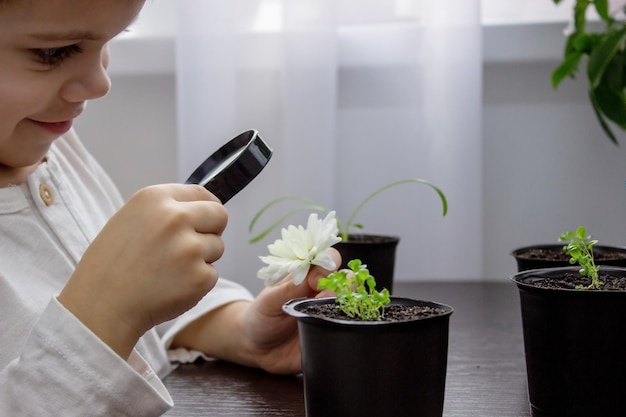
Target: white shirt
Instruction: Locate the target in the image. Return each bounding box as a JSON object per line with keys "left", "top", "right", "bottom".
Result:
{"left": 0, "top": 130, "right": 253, "bottom": 416}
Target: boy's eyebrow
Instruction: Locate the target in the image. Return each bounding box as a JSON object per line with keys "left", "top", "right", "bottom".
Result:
{"left": 28, "top": 30, "right": 100, "bottom": 42}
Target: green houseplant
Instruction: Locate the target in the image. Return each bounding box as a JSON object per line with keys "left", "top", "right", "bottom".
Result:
{"left": 257, "top": 212, "right": 453, "bottom": 417}
{"left": 551, "top": 0, "right": 626, "bottom": 145}
{"left": 250, "top": 178, "right": 448, "bottom": 293}
{"left": 511, "top": 226, "right": 626, "bottom": 416}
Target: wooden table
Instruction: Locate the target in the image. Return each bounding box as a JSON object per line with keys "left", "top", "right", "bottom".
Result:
{"left": 164, "top": 282, "right": 531, "bottom": 416}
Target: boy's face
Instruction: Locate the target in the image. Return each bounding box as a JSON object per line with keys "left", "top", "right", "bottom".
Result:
{"left": 0, "top": 0, "right": 145, "bottom": 174}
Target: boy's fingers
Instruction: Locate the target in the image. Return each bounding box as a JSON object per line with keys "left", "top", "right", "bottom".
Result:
{"left": 183, "top": 200, "right": 228, "bottom": 235}
{"left": 139, "top": 183, "right": 221, "bottom": 203}
{"left": 306, "top": 248, "right": 342, "bottom": 292}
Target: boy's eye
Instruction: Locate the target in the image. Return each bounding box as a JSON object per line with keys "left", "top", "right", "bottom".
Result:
{"left": 32, "top": 45, "right": 82, "bottom": 68}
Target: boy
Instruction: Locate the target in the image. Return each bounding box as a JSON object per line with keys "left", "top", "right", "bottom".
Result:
{"left": 0, "top": 1, "right": 338, "bottom": 415}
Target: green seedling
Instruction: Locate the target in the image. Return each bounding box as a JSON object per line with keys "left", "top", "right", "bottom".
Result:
{"left": 317, "top": 259, "right": 390, "bottom": 321}
{"left": 559, "top": 226, "right": 602, "bottom": 290}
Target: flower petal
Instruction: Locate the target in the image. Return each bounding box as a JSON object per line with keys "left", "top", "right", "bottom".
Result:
{"left": 312, "top": 250, "right": 337, "bottom": 271}
{"left": 290, "top": 262, "right": 312, "bottom": 286}
{"left": 257, "top": 211, "right": 340, "bottom": 286}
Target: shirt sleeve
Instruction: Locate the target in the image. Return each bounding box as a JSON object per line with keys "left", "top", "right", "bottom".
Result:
{"left": 0, "top": 298, "right": 173, "bottom": 417}
{"left": 157, "top": 278, "right": 255, "bottom": 364}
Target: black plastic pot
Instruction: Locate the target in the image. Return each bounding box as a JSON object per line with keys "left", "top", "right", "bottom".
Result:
{"left": 511, "top": 266, "right": 626, "bottom": 417}
{"left": 511, "top": 244, "right": 626, "bottom": 272}
{"left": 334, "top": 234, "right": 399, "bottom": 293}
{"left": 283, "top": 296, "right": 453, "bottom": 417}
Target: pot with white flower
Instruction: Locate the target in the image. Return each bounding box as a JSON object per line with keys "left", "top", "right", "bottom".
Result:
{"left": 251, "top": 178, "right": 448, "bottom": 293}
{"left": 257, "top": 212, "right": 453, "bottom": 417}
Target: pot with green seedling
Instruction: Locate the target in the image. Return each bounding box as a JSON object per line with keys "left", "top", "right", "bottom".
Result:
{"left": 511, "top": 226, "right": 626, "bottom": 417}
{"left": 510, "top": 227, "right": 626, "bottom": 272}
{"left": 257, "top": 212, "right": 453, "bottom": 417}
{"left": 250, "top": 178, "right": 448, "bottom": 293}
{"left": 284, "top": 259, "right": 453, "bottom": 417}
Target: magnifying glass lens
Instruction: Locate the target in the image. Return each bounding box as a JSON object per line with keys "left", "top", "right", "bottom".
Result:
{"left": 185, "top": 130, "right": 272, "bottom": 204}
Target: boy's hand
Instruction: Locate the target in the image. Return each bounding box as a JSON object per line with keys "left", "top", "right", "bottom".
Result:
{"left": 238, "top": 248, "right": 340, "bottom": 374}
{"left": 58, "top": 183, "right": 227, "bottom": 359}
{"left": 171, "top": 248, "right": 341, "bottom": 374}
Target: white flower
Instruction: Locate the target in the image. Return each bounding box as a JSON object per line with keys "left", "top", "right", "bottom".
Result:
{"left": 257, "top": 211, "right": 342, "bottom": 286}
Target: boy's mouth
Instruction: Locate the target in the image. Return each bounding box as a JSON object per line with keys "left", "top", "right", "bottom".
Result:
{"left": 29, "top": 119, "right": 73, "bottom": 136}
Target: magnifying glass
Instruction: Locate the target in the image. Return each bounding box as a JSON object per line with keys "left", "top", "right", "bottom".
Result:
{"left": 185, "top": 130, "right": 272, "bottom": 204}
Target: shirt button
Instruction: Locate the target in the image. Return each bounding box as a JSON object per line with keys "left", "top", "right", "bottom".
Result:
{"left": 39, "top": 184, "right": 54, "bottom": 206}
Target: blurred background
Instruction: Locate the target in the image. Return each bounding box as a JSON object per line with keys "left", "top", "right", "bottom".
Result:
{"left": 74, "top": 0, "right": 626, "bottom": 295}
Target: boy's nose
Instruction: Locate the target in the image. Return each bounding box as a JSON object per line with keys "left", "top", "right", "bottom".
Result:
{"left": 60, "top": 48, "right": 112, "bottom": 103}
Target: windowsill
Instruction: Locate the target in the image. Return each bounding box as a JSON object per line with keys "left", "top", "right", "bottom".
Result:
{"left": 483, "top": 21, "right": 566, "bottom": 63}
{"left": 108, "top": 36, "right": 176, "bottom": 76}
{"left": 107, "top": 20, "right": 598, "bottom": 76}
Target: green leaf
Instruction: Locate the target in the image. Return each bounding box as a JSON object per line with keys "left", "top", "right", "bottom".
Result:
{"left": 574, "top": 0, "right": 591, "bottom": 33}
{"left": 250, "top": 178, "right": 447, "bottom": 242}
{"left": 593, "top": 82, "right": 626, "bottom": 129}
{"left": 347, "top": 259, "right": 362, "bottom": 270}
{"left": 623, "top": 52, "right": 626, "bottom": 84}
{"left": 589, "top": 89, "right": 620, "bottom": 145}
{"left": 564, "top": 32, "right": 580, "bottom": 55}
{"left": 560, "top": 226, "right": 601, "bottom": 284}
{"left": 247, "top": 194, "right": 330, "bottom": 243}
{"left": 321, "top": 259, "right": 390, "bottom": 320}
{"left": 552, "top": 32, "right": 599, "bottom": 88}
{"left": 552, "top": 51, "right": 583, "bottom": 88}
{"left": 573, "top": 32, "right": 601, "bottom": 55}
{"left": 587, "top": 28, "right": 626, "bottom": 88}
{"left": 604, "top": 51, "right": 624, "bottom": 90}
{"left": 249, "top": 195, "right": 325, "bottom": 232}
{"left": 593, "top": 0, "right": 610, "bottom": 23}
{"left": 342, "top": 178, "right": 448, "bottom": 241}
{"left": 602, "top": 53, "right": 626, "bottom": 119}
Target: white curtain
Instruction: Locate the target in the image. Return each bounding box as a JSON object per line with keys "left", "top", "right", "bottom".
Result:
{"left": 176, "top": 0, "right": 482, "bottom": 293}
